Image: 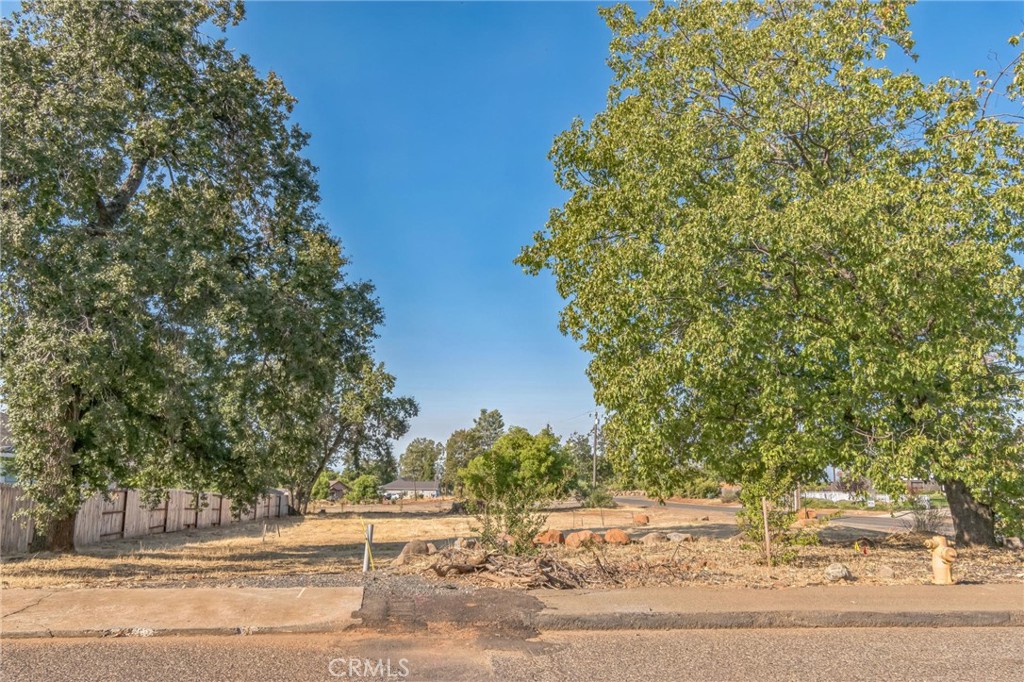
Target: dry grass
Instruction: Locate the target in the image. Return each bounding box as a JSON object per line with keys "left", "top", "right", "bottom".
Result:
{"left": 397, "top": 533, "right": 1024, "bottom": 589}
{"left": 1, "top": 501, "right": 1020, "bottom": 590}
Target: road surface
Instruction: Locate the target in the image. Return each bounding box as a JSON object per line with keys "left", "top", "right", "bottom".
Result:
{"left": 613, "top": 496, "right": 954, "bottom": 535}
{"left": 3, "top": 628, "right": 1020, "bottom": 681}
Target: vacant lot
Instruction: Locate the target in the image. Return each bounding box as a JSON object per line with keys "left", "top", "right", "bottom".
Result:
{"left": 1, "top": 500, "right": 1019, "bottom": 590}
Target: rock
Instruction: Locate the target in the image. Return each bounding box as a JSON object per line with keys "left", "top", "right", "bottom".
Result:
{"left": 667, "top": 532, "right": 695, "bottom": 542}
{"left": 565, "top": 530, "right": 604, "bottom": 549}
{"left": 824, "top": 562, "right": 853, "bottom": 582}
{"left": 604, "top": 528, "right": 631, "bottom": 545}
{"left": 533, "top": 529, "right": 565, "bottom": 546}
{"left": 426, "top": 543, "right": 438, "bottom": 555}
{"left": 402, "top": 540, "right": 430, "bottom": 556}
{"left": 639, "top": 532, "right": 668, "bottom": 545}
{"left": 453, "top": 537, "right": 478, "bottom": 550}
{"left": 874, "top": 564, "right": 896, "bottom": 580}
{"left": 699, "top": 516, "right": 710, "bottom": 521}
{"left": 633, "top": 513, "right": 650, "bottom": 526}
{"left": 1003, "top": 536, "right": 1023, "bottom": 550}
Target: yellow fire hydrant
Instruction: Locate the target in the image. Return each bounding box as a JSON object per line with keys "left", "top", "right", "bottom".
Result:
{"left": 924, "top": 535, "right": 957, "bottom": 585}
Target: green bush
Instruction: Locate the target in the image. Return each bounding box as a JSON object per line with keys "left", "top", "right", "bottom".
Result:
{"left": 346, "top": 474, "right": 381, "bottom": 503}
{"left": 737, "top": 479, "right": 822, "bottom": 564}
{"left": 580, "top": 483, "right": 616, "bottom": 508}
{"left": 678, "top": 476, "right": 721, "bottom": 499}
{"left": 459, "top": 427, "right": 571, "bottom": 554}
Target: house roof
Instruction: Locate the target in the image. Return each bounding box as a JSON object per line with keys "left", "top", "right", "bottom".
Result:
{"left": 329, "top": 481, "right": 349, "bottom": 490}
{"left": 381, "top": 479, "right": 440, "bottom": 491}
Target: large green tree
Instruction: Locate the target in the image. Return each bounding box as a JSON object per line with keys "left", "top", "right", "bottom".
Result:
{"left": 519, "top": 1, "right": 1024, "bottom": 545}
{"left": 441, "top": 428, "right": 483, "bottom": 495}
{"left": 459, "top": 426, "right": 573, "bottom": 552}
{"left": 399, "top": 437, "right": 443, "bottom": 483}
{"left": 460, "top": 426, "right": 573, "bottom": 502}
{"left": 0, "top": 0, "right": 380, "bottom": 548}
{"left": 472, "top": 408, "right": 505, "bottom": 451}
{"left": 288, "top": 358, "right": 417, "bottom": 513}
{"left": 563, "top": 431, "right": 612, "bottom": 488}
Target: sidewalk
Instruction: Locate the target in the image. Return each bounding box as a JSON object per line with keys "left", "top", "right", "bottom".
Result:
{"left": 531, "top": 583, "right": 1024, "bottom": 630}
{"left": 1, "top": 587, "right": 362, "bottom": 639}
{"left": 1, "top": 583, "right": 1020, "bottom": 639}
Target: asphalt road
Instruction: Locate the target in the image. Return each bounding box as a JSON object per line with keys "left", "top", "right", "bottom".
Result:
{"left": 613, "top": 496, "right": 954, "bottom": 535}
{"left": 614, "top": 496, "right": 738, "bottom": 515}
{"left": 4, "top": 628, "right": 1021, "bottom": 681}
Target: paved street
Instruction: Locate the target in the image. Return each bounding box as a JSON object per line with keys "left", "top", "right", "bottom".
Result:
{"left": 3, "top": 628, "right": 1021, "bottom": 682}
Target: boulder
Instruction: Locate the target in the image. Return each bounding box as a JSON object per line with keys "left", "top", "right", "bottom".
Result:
{"left": 874, "top": 564, "right": 896, "bottom": 580}
{"left": 533, "top": 529, "right": 565, "bottom": 546}
{"left": 1003, "top": 536, "right": 1023, "bottom": 550}
{"left": 453, "top": 537, "right": 479, "bottom": 550}
{"left": 426, "top": 543, "right": 438, "bottom": 555}
{"left": 667, "top": 532, "right": 695, "bottom": 542}
{"left": 565, "top": 530, "right": 604, "bottom": 549}
{"left": 824, "top": 563, "right": 853, "bottom": 582}
{"left": 604, "top": 528, "right": 631, "bottom": 545}
{"left": 633, "top": 513, "right": 650, "bottom": 526}
{"left": 402, "top": 540, "right": 430, "bottom": 556}
{"left": 639, "top": 532, "right": 668, "bottom": 545}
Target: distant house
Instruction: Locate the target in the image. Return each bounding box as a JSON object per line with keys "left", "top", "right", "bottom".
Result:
{"left": 0, "top": 412, "right": 16, "bottom": 484}
{"left": 380, "top": 479, "right": 441, "bottom": 499}
{"left": 327, "top": 480, "right": 349, "bottom": 501}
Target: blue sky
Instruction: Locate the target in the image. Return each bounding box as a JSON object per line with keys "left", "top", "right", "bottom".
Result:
{"left": 224, "top": 2, "right": 617, "bottom": 450}
{"left": 218, "top": 1, "right": 1022, "bottom": 455}
{"left": 5, "top": 1, "right": 1022, "bottom": 456}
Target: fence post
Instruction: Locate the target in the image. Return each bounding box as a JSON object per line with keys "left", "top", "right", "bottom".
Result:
{"left": 761, "top": 496, "right": 772, "bottom": 569}
{"left": 362, "top": 523, "right": 374, "bottom": 573}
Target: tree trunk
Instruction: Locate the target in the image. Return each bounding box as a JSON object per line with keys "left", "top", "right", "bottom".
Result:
{"left": 942, "top": 478, "right": 996, "bottom": 547}
{"left": 31, "top": 509, "right": 78, "bottom": 553}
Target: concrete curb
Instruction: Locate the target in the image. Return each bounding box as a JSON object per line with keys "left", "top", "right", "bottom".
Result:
{"left": 533, "top": 609, "right": 1024, "bottom": 631}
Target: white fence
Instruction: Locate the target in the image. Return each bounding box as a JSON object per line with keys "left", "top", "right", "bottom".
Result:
{"left": 0, "top": 484, "right": 287, "bottom": 555}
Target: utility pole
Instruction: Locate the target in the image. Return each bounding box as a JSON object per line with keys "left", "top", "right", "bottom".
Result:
{"left": 592, "top": 411, "right": 599, "bottom": 486}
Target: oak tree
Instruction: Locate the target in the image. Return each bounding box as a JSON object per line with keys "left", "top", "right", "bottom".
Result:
{"left": 520, "top": 1, "right": 1024, "bottom": 544}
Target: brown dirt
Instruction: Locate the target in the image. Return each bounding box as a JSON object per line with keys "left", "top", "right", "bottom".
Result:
{"left": 1, "top": 501, "right": 1019, "bottom": 590}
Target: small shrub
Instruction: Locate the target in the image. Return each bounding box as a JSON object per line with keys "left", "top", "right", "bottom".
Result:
{"left": 472, "top": 492, "right": 547, "bottom": 555}
{"left": 459, "top": 427, "right": 570, "bottom": 555}
{"left": 346, "top": 474, "right": 381, "bottom": 504}
{"left": 678, "top": 476, "right": 722, "bottom": 499}
{"left": 737, "top": 479, "right": 822, "bottom": 563}
{"left": 902, "top": 506, "right": 946, "bottom": 535}
{"left": 580, "top": 483, "right": 616, "bottom": 508}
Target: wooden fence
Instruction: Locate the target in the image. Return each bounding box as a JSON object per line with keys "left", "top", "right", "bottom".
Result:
{"left": 0, "top": 484, "right": 287, "bottom": 555}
